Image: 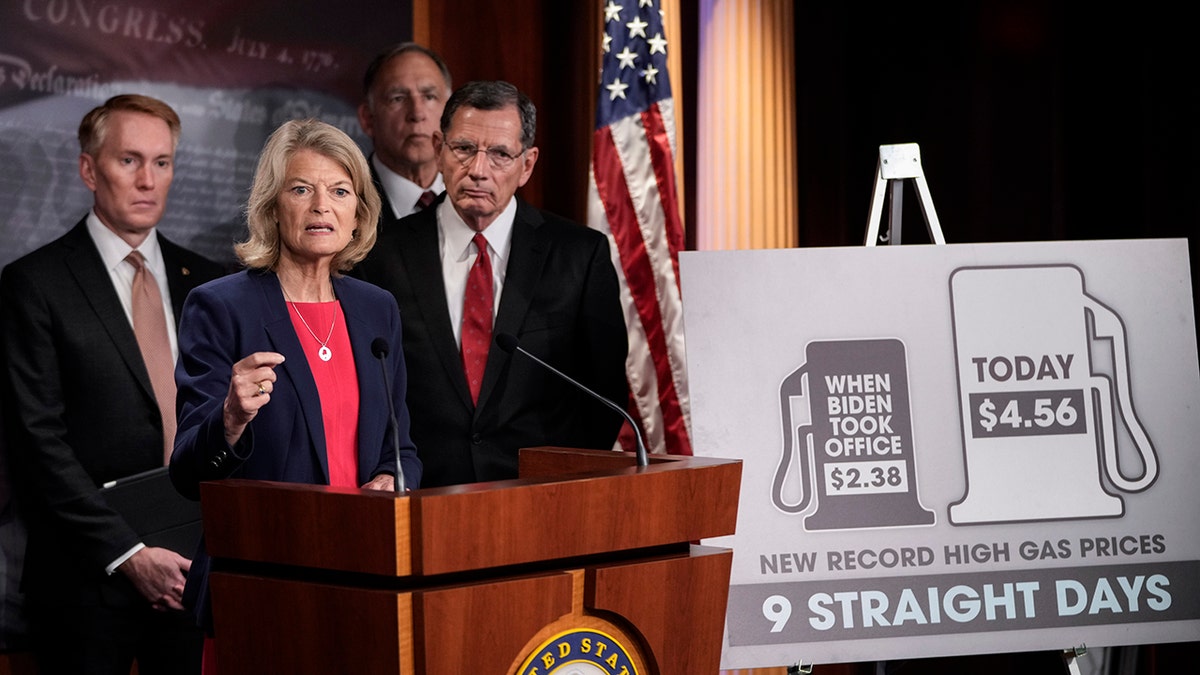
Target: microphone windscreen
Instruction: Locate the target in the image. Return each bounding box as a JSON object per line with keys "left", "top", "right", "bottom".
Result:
{"left": 371, "top": 337, "right": 389, "bottom": 359}
{"left": 495, "top": 333, "right": 520, "bottom": 354}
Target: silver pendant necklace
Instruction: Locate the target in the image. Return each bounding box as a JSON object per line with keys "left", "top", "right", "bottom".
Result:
{"left": 283, "top": 285, "right": 336, "bottom": 361}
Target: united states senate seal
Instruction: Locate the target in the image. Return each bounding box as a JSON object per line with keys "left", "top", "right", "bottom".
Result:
{"left": 515, "top": 627, "right": 638, "bottom": 675}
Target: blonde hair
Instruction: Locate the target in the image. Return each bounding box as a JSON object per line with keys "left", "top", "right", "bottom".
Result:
{"left": 236, "top": 119, "right": 381, "bottom": 273}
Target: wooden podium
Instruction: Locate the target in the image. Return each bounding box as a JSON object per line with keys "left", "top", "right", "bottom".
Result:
{"left": 199, "top": 447, "right": 741, "bottom": 674}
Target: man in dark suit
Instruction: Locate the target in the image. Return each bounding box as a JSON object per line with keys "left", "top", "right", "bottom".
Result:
{"left": 0, "top": 94, "right": 223, "bottom": 674}
{"left": 357, "top": 80, "right": 629, "bottom": 487}
{"left": 357, "top": 43, "right": 453, "bottom": 222}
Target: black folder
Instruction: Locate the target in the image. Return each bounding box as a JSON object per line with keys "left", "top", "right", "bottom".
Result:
{"left": 101, "top": 466, "right": 202, "bottom": 555}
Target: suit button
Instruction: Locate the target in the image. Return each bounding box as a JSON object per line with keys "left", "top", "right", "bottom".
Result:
{"left": 471, "top": 433, "right": 482, "bottom": 444}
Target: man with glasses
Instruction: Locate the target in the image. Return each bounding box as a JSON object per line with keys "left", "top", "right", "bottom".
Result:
{"left": 357, "top": 80, "right": 628, "bottom": 487}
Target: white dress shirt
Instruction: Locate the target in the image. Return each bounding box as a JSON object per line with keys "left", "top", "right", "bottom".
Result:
{"left": 437, "top": 198, "right": 516, "bottom": 347}
{"left": 86, "top": 211, "right": 179, "bottom": 574}
{"left": 373, "top": 155, "right": 445, "bottom": 217}
{"left": 85, "top": 210, "right": 179, "bottom": 360}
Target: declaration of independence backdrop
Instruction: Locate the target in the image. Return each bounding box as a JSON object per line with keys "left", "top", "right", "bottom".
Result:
{"left": 0, "top": 0, "right": 411, "bottom": 267}
{"left": 0, "top": 0, "right": 411, "bottom": 647}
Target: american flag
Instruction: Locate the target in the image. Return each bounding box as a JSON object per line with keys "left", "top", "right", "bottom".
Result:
{"left": 588, "top": 0, "right": 692, "bottom": 456}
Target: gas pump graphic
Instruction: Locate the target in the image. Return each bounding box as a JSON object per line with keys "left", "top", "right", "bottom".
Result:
{"left": 773, "top": 338, "right": 935, "bottom": 530}
{"left": 948, "top": 265, "right": 1159, "bottom": 524}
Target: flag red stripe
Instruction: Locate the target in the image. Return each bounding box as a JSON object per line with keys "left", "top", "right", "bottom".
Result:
{"left": 641, "top": 103, "right": 685, "bottom": 288}
{"left": 593, "top": 124, "right": 692, "bottom": 455}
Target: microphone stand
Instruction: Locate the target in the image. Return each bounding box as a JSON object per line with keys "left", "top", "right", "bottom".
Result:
{"left": 496, "top": 333, "right": 648, "bottom": 468}
{"left": 371, "top": 338, "right": 407, "bottom": 494}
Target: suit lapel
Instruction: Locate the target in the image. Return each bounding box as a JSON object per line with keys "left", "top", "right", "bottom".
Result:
{"left": 370, "top": 160, "right": 400, "bottom": 231}
{"left": 158, "top": 234, "right": 206, "bottom": 326}
{"left": 254, "top": 272, "right": 330, "bottom": 484}
{"left": 402, "top": 211, "right": 475, "bottom": 408}
{"left": 334, "top": 276, "right": 384, "bottom": 486}
{"left": 478, "top": 201, "right": 548, "bottom": 408}
{"left": 63, "top": 222, "right": 158, "bottom": 406}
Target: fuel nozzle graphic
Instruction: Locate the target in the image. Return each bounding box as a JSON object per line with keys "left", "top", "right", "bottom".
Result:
{"left": 948, "top": 265, "right": 1158, "bottom": 524}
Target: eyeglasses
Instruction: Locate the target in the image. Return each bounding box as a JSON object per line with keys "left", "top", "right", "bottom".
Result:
{"left": 444, "top": 140, "right": 524, "bottom": 170}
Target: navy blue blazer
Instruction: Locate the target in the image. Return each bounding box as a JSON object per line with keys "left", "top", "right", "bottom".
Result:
{"left": 170, "top": 269, "right": 421, "bottom": 496}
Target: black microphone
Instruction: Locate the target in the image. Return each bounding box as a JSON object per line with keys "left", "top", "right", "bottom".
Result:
{"left": 495, "top": 333, "right": 648, "bottom": 468}
{"left": 371, "top": 337, "right": 407, "bottom": 494}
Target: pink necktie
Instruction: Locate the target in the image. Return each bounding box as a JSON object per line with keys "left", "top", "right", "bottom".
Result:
{"left": 416, "top": 190, "right": 437, "bottom": 210}
{"left": 126, "top": 251, "right": 176, "bottom": 464}
{"left": 460, "top": 233, "right": 493, "bottom": 404}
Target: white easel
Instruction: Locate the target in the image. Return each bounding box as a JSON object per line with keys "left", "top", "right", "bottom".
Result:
{"left": 862, "top": 143, "right": 1093, "bottom": 675}
{"left": 863, "top": 143, "right": 946, "bottom": 246}
{"left": 1061, "top": 645, "right": 1088, "bottom": 675}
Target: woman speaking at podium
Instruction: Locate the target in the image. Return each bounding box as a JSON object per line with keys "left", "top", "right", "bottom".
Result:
{"left": 168, "top": 118, "right": 422, "bottom": 671}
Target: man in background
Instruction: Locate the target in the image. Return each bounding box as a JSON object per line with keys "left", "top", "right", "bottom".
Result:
{"left": 0, "top": 94, "right": 224, "bottom": 674}
{"left": 357, "top": 80, "right": 629, "bottom": 487}
{"left": 357, "top": 42, "right": 454, "bottom": 221}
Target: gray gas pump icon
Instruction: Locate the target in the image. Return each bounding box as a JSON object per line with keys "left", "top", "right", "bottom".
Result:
{"left": 773, "top": 338, "right": 935, "bottom": 530}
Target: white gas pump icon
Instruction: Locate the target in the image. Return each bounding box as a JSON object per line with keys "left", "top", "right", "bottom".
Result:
{"left": 948, "top": 265, "right": 1159, "bottom": 524}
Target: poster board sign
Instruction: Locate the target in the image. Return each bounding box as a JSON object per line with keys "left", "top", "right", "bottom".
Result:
{"left": 680, "top": 239, "right": 1200, "bottom": 667}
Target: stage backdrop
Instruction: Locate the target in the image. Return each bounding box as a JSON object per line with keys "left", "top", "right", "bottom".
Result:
{"left": 0, "top": 0, "right": 410, "bottom": 648}
{"left": 682, "top": 239, "right": 1200, "bottom": 667}
{"left": 0, "top": 0, "right": 410, "bottom": 267}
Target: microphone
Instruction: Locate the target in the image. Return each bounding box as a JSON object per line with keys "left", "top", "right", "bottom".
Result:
{"left": 495, "top": 333, "right": 648, "bottom": 468}
{"left": 371, "top": 337, "right": 407, "bottom": 494}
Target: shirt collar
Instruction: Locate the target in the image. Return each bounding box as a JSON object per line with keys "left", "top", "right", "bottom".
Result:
{"left": 437, "top": 197, "right": 517, "bottom": 263}
{"left": 372, "top": 154, "right": 444, "bottom": 217}
{"left": 86, "top": 210, "right": 162, "bottom": 272}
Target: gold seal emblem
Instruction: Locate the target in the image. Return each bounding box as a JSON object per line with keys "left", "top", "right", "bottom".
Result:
{"left": 516, "top": 627, "right": 638, "bottom": 675}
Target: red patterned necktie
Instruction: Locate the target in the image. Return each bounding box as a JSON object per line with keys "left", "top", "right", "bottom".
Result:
{"left": 460, "top": 233, "right": 493, "bottom": 404}
{"left": 126, "top": 251, "right": 176, "bottom": 464}
{"left": 416, "top": 190, "right": 437, "bottom": 210}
